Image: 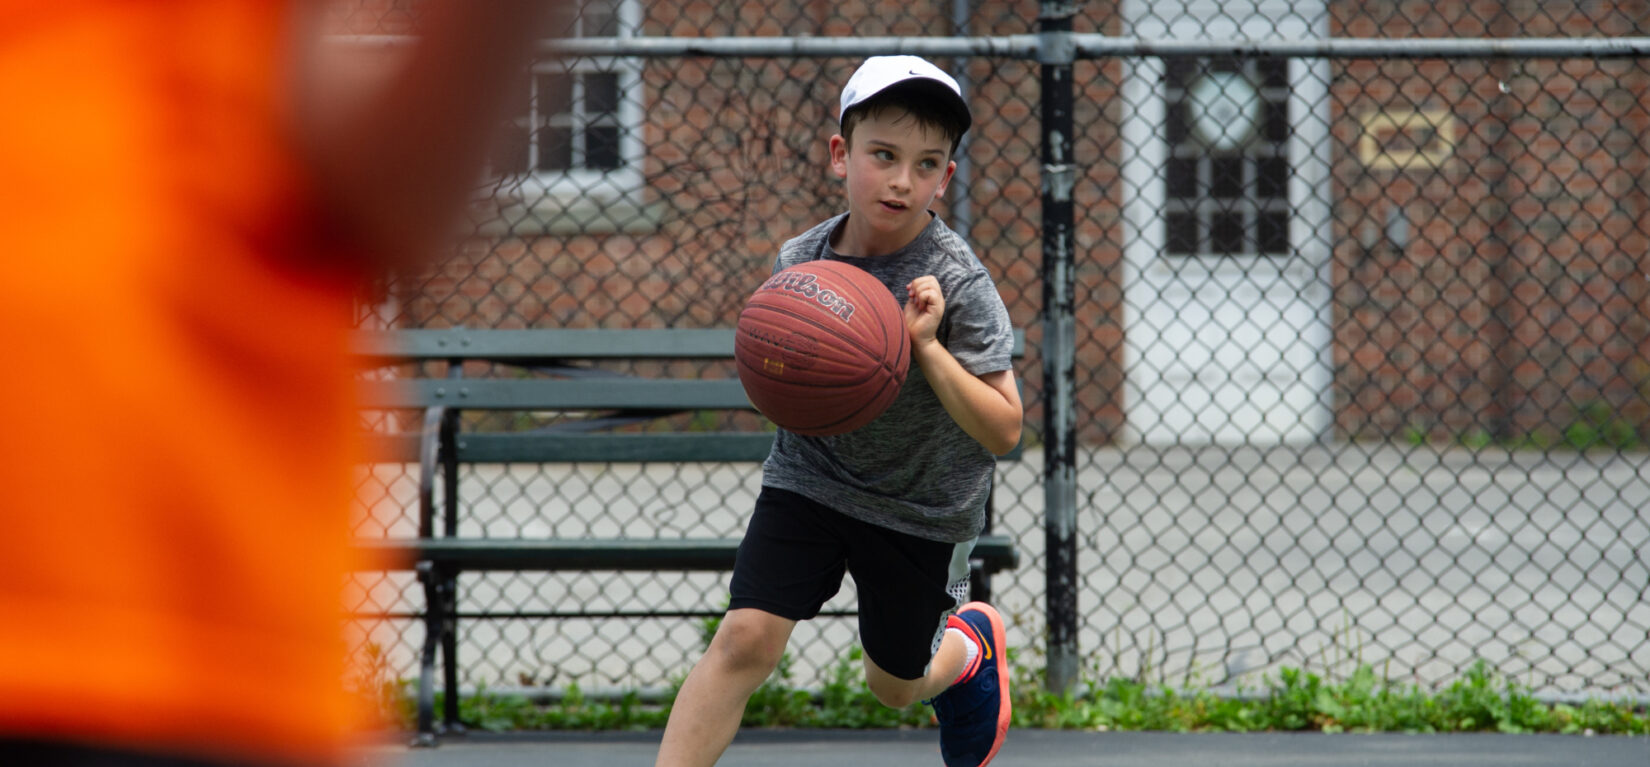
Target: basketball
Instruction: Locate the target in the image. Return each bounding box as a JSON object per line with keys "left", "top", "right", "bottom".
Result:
{"left": 734, "top": 260, "right": 911, "bottom": 436}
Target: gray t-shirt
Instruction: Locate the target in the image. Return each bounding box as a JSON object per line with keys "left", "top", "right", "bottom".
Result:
{"left": 760, "top": 212, "right": 1015, "bottom": 543}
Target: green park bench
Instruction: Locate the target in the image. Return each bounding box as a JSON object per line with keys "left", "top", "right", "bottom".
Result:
{"left": 350, "top": 327, "right": 1024, "bottom": 744}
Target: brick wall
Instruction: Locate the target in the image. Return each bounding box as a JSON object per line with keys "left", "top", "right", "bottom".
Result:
{"left": 369, "top": 0, "right": 1649, "bottom": 444}
{"left": 1330, "top": 0, "right": 1650, "bottom": 442}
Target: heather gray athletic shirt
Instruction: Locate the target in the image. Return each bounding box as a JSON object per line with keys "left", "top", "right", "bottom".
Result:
{"left": 761, "top": 212, "right": 1016, "bottom": 543}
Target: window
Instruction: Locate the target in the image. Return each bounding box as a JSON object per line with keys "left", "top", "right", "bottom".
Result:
{"left": 1162, "top": 57, "right": 1293, "bottom": 256}
{"left": 519, "top": 70, "right": 622, "bottom": 173}
{"left": 490, "top": 0, "right": 640, "bottom": 201}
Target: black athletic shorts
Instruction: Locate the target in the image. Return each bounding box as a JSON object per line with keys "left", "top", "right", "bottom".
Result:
{"left": 729, "top": 486, "right": 976, "bottom": 680}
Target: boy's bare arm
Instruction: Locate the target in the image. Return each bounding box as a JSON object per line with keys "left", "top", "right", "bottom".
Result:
{"left": 287, "top": 0, "right": 561, "bottom": 271}
{"left": 905, "top": 276, "right": 1025, "bottom": 455}
{"left": 916, "top": 350, "right": 1024, "bottom": 455}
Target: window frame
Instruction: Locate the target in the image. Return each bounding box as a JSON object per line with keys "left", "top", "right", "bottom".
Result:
{"left": 491, "top": 0, "right": 643, "bottom": 204}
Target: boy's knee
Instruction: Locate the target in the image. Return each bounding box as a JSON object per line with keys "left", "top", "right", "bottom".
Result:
{"left": 866, "top": 675, "right": 923, "bottom": 708}
{"left": 708, "top": 613, "right": 788, "bottom": 673}
{"left": 863, "top": 655, "right": 925, "bottom": 708}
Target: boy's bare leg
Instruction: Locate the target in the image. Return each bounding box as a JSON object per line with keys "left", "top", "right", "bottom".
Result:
{"left": 656, "top": 608, "right": 797, "bottom": 767}
{"left": 861, "top": 627, "right": 969, "bottom": 708}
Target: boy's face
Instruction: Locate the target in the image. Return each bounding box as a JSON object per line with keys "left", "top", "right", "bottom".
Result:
{"left": 829, "top": 109, "right": 956, "bottom": 251}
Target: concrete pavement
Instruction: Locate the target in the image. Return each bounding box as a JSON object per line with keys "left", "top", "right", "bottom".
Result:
{"left": 350, "top": 728, "right": 1650, "bottom": 767}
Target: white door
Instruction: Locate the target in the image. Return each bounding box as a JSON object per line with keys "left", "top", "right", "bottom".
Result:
{"left": 1120, "top": 0, "right": 1334, "bottom": 445}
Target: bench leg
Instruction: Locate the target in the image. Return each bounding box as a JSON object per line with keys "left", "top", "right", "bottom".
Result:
{"left": 435, "top": 406, "right": 465, "bottom": 735}
{"left": 412, "top": 562, "right": 440, "bottom": 747}
{"left": 968, "top": 562, "right": 993, "bottom": 603}
{"left": 970, "top": 487, "right": 996, "bottom": 603}
{"left": 439, "top": 572, "right": 465, "bottom": 736}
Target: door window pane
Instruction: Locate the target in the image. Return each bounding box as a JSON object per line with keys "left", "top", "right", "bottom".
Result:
{"left": 1166, "top": 212, "right": 1199, "bottom": 255}
{"left": 1257, "top": 211, "right": 1290, "bottom": 254}
{"left": 1211, "top": 156, "right": 1244, "bottom": 199}
{"left": 1264, "top": 100, "right": 1290, "bottom": 143}
{"left": 1257, "top": 156, "right": 1289, "bottom": 199}
{"left": 1258, "top": 58, "right": 1288, "bottom": 89}
{"left": 1166, "top": 157, "right": 1199, "bottom": 199}
{"left": 1210, "top": 212, "right": 1245, "bottom": 255}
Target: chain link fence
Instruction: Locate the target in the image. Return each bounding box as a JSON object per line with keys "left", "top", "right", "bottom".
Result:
{"left": 346, "top": 0, "right": 1650, "bottom": 705}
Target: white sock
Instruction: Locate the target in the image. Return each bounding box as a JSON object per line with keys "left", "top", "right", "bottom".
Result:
{"left": 947, "top": 626, "right": 980, "bottom": 683}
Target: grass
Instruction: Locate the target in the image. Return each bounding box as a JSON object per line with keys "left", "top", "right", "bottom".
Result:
{"left": 360, "top": 650, "right": 1648, "bottom": 736}
{"left": 1404, "top": 399, "right": 1643, "bottom": 451}
{"left": 1010, "top": 661, "right": 1646, "bottom": 735}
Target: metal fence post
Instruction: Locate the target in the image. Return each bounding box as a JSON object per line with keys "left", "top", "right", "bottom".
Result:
{"left": 950, "top": 0, "right": 974, "bottom": 243}
{"left": 1038, "top": 0, "right": 1080, "bottom": 696}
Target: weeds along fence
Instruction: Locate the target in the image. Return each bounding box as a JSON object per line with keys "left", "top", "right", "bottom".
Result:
{"left": 347, "top": 1, "right": 1650, "bottom": 704}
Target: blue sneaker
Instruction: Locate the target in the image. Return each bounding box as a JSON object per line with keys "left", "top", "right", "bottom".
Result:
{"left": 930, "top": 601, "right": 1010, "bottom": 767}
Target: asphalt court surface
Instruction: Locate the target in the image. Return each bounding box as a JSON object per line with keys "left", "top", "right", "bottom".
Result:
{"left": 351, "top": 728, "right": 1650, "bottom": 767}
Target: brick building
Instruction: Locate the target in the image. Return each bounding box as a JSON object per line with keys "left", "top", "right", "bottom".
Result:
{"left": 353, "top": 0, "right": 1650, "bottom": 447}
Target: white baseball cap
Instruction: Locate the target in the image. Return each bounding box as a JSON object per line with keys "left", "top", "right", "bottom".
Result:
{"left": 838, "top": 55, "right": 971, "bottom": 134}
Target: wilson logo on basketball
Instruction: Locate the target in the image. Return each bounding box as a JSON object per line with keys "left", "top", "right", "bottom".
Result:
{"left": 761, "top": 271, "right": 856, "bottom": 323}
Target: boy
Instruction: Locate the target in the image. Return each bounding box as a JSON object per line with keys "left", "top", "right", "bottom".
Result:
{"left": 656, "top": 56, "right": 1022, "bottom": 767}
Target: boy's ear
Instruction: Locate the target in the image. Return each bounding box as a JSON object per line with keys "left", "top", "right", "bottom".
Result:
{"left": 934, "top": 159, "right": 957, "bottom": 198}
{"left": 829, "top": 134, "right": 849, "bottom": 179}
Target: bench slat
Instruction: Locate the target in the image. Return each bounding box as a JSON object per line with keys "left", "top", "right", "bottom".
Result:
{"left": 353, "top": 535, "right": 1018, "bottom": 572}
{"left": 362, "top": 431, "right": 1021, "bottom": 463}
{"left": 459, "top": 432, "right": 775, "bottom": 463}
{"left": 354, "top": 328, "right": 740, "bottom": 363}
{"left": 363, "top": 432, "right": 773, "bottom": 463}
{"left": 354, "top": 328, "right": 1025, "bottom": 364}
{"left": 361, "top": 377, "right": 754, "bottom": 411}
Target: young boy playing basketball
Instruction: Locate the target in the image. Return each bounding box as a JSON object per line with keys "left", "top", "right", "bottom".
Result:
{"left": 656, "top": 56, "right": 1022, "bottom": 767}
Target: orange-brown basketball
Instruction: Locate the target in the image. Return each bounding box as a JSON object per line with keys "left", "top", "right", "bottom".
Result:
{"left": 735, "top": 260, "right": 910, "bottom": 436}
